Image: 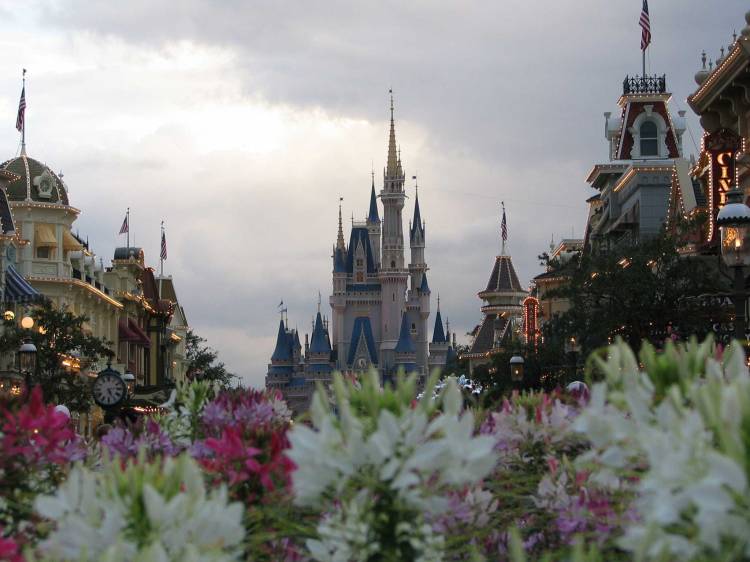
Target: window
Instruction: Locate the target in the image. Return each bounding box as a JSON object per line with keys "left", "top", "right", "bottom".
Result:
{"left": 36, "top": 246, "right": 50, "bottom": 259}
{"left": 356, "top": 272, "right": 364, "bottom": 282}
{"left": 356, "top": 258, "right": 363, "bottom": 267}
{"left": 639, "top": 121, "right": 658, "bottom": 156}
{"left": 391, "top": 260, "right": 396, "bottom": 268}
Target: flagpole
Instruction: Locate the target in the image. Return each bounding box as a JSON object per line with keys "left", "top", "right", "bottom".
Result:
{"left": 160, "top": 221, "right": 164, "bottom": 277}
{"left": 642, "top": 48, "right": 646, "bottom": 78}
{"left": 21, "top": 69, "right": 26, "bottom": 155}
{"left": 126, "top": 207, "right": 130, "bottom": 249}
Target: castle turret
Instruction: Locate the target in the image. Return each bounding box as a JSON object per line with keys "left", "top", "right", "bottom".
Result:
{"left": 379, "top": 92, "right": 410, "bottom": 372}
{"left": 393, "top": 311, "right": 417, "bottom": 376}
{"left": 428, "top": 297, "right": 449, "bottom": 372}
{"left": 367, "top": 173, "right": 382, "bottom": 267}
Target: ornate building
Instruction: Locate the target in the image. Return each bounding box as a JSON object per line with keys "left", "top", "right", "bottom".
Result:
{"left": 463, "top": 213, "right": 527, "bottom": 374}
{"left": 266, "top": 96, "right": 453, "bottom": 411}
{"left": 584, "top": 70, "right": 693, "bottom": 253}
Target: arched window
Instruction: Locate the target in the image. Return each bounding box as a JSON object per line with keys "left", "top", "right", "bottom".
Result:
{"left": 640, "top": 121, "right": 658, "bottom": 156}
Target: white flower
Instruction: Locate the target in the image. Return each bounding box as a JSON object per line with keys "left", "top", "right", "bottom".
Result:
{"left": 35, "top": 454, "right": 244, "bottom": 562}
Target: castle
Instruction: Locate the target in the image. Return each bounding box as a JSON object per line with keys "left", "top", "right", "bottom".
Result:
{"left": 266, "top": 95, "right": 455, "bottom": 412}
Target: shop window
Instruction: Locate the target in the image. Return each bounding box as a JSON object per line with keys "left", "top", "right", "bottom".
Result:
{"left": 640, "top": 121, "right": 658, "bottom": 156}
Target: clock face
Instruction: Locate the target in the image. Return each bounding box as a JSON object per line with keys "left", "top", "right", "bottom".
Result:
{"left": 93, "top": 373, "right": 126, "bottom": 408}
{"left": 354, "top": 357, "right": 368, "bottom": 371}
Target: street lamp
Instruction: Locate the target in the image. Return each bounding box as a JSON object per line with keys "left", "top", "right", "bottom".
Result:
{"left": 717, "top": 186, "right": 750, "bottom": 341}
{"left": 122, "top": 371, "right": 135, "bottom": 396}
{"left": 18, "top": 340, "right": 37, "bottom": 389}
{"left": 509, "top": 356, "right": 524, "bottom": 381}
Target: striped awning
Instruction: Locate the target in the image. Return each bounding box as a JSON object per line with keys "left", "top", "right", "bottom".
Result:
{"left": 4, "top": 265, "right": 41, "bottom": 303}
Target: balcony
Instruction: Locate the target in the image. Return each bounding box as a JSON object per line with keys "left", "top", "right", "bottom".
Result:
{"left": 622, "top": 74, "right": 667, "bottom": 95}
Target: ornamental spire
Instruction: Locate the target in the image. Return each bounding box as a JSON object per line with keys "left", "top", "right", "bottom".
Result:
{"left": 368, "top": 170, "right": 380, "bottom": 223}
{"left": 386, "top": 89, "right": 399, "bottom": 178}
{"left": 336, "top": 197, "right": 345, "bottom": 251}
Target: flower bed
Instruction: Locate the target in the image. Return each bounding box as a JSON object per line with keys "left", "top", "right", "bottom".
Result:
{"left": 2, "top": 336, "right": 750, "bottom": 561}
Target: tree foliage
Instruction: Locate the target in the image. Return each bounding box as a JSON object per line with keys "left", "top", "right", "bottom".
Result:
{"left": 0, "top": 300, "right": 113, "bottom": 412}
{"left": 185, "top": 329, "right": 235, "bottom": 387}
{"left": 545, "top": 233, "right": 721, "bottom": 358}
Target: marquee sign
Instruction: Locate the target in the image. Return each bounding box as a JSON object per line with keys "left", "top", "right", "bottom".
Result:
{"left": 523, "top": 296, "right": 539, "bottom": 348}
{"left": 706, "top": 129, "right": 743, "bottom": 243}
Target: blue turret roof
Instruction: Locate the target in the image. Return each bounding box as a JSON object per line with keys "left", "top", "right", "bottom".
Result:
{"left": 346, "top": 227, "right": 377, "bottom": 274}
{"left": 333, "top": 247, "right": 347, "bottom": 272}
{"left": 347, "top": 316, "right": 378, "bottom": 366}
{"left": 271, "top": 319, "right": 292, "bottom": 362}
{"left": 432, "top": 309, "right": 446, "bottom": 343}
{"left": 309, "top": 311, "right": 331, "bottom": 354}
{"left": 410, "top": 191, "right": 424, "bottom": 242}
{"left": 419, "top": 272, "right": 430, "bottom": 293}
{"left": 394, "top": 312, "right": 416, "bottom": 354}
{"left": 368, "top": 181, "right": 380, "bottom": 223}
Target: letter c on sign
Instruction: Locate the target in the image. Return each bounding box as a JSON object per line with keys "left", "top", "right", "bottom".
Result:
{"left": 716, "top": 152, "right": 732, "bottom": 166}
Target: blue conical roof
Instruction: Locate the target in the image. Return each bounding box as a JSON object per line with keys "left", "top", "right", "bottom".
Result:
{"left": 419, "top": 271, "right": 430, "bottom": 293}
{"left": 368, "top": 181, "right": 380, "bottom": 223}
{"left": 309, "top": 311, "right": 331, "bottom": 354}
{"left": 394, "top": 312, "right": 415, "bottom": 354}
{"left": 432, "top": 309, "right": 446, "bottom": 343}
{"left": 271, "top": 319, "right": 292, "bottom": 361}
{"left": 410, "top": 190, "right": 424, "bottom": 242}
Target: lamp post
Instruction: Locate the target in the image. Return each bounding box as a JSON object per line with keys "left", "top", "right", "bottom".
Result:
{"left": 18, "top": 340, "right": 38, "bottom": 389}
{"left": 509, "top": 356, "right": 524, "bottom": 382}
{"left": 717, "top": 186, "right": 750, "bottom": 341}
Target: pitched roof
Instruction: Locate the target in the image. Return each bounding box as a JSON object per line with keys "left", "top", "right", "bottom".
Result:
{"left": 468, "top": 313, "right": 510, "bottom": 355}
{"left": 309, "top": 311, "right": 331, "bottom": 354}
{"left": 347, "top": 316, "right": 378, "bottom": 365}
{"left": 394, "top": 312, "right": 416, "bottom": 354}
{"left": 271, "top": 319, "right": 292, "bottom": 362}
{"left": 346, "top": 227, "right": 377, "bottom": 274}
{"left": 432, "top": 309, "right": 446, "bottom": 343}
{"left": 368, "top": 181, "right": 380, "bottom": 223}
{"left": 419, "top": 271, "right": 430, "bottom": 293}
{"left": 410, "top": 191, "right": 424, "bottom": 242}
{"left": 484, "top": 255, "right": 524, "bottom": 293}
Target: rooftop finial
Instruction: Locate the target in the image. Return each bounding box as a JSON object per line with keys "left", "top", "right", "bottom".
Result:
{"left": 701, "top": 50, "right": 707, "bottom": 69}
{"left": 390, "top": 88, "right": 394, "bottom": 119}
{"left": 437, "top": 293, "right": 440, "bottom": 312}
{"left": 317, "top": 290, "right": 321, "bottom": 314}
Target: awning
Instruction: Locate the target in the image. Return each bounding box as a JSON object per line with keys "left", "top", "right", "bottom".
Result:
{"left": 34, "top": 223, "right": 57, "bottom": 248}
{"left": 63, "top": 230, "right": 83, "bottom": 251}
{"left": 3, "top": 264, "right": 42, "bottom": 303}
{"left": 118, "top": 317, "right": 151, "bottom": 347}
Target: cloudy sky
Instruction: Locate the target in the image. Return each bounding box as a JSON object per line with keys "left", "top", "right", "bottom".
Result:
{"left": 0, "top": 1, "right": 745, "bottom": 386}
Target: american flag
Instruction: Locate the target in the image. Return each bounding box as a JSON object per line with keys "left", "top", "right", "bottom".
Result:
{"left": 160, "top": 229, "right": 167, "bottom": 261}
{"left": 15, "top": 85, "right": 25, "bottom": 133}
{"left": 639, "top": 0, "right": 651, "bottom": 52}
{"left": 501, "top": 202, "right": 507, "bottom": 243}
{"left": 119, "top": 213, "right": 129, "bottom": 234}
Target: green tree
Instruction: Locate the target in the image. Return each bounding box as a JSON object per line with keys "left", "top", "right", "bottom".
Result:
{"left": 185, "top": 329, "right": 235, "bottom": 387}
{"left": 546, "top": 232, "right": 720, "bottom": 358}
{"left": 0, "top": 300, "right": 113, "bottom": 411}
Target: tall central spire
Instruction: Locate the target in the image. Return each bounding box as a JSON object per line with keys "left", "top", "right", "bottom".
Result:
{"left": 386, "top": 89, "right": 399, "bottom": 178}
{"left": 336, "top": 197, "right": 345, "bottom": 250}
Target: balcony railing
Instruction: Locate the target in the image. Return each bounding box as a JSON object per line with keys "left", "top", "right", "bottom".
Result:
{"left": 623, "top": 74, "right": 667, "bottom": 95}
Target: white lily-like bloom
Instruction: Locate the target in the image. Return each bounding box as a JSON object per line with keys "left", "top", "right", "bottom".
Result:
{"left": 34, "top": 454, "right": 244, "bottom": 562}
{"left": 288, "top": 374, "right": 497, "bottom": 561}
{"left": 573, "top": 339, "right": 750, "bottom": 560}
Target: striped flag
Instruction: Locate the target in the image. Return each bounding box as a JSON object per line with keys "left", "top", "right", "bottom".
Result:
{"left": 119, "top": 213, "right": 129, "bottom": 234}
{"left": 639, "top": 0, "right": 651, "bottom": 51}
{"left": 160, "top": 229, "right": 167, "bottom": 261}
{"left": 15, "top": 85, "right": 25, "bottom": 133}
{"left": 501, "top": 202, "right": 507, "bottom": 243}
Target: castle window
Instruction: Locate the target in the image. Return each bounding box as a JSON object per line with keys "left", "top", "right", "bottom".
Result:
{"left": 639, "top": 121, "right": 658, "bottom": 156}
{"left": 391, "top": 260, "right": 396, "bottom": 268}
{"left": 356, "top": 258, "right": 363, "bottom": 267}
{"left": 356, "top": 272, "right": 364, "bottom": 282}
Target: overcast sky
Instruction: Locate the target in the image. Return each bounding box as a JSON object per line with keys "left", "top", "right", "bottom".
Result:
{"left": 0, "top": 1, "right": 745, "bottom": 386}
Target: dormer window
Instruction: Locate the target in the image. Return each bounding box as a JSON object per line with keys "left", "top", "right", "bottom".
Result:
{"left": 639, "top": 121, "right": 658, "bottom": 156}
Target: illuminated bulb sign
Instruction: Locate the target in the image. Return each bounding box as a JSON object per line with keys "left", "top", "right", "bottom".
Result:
{"left": 706, "top": 129, "right": 742, "bottom": 243}
{"left": 523, "top": 296, "right": 539, "bottom": 348}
